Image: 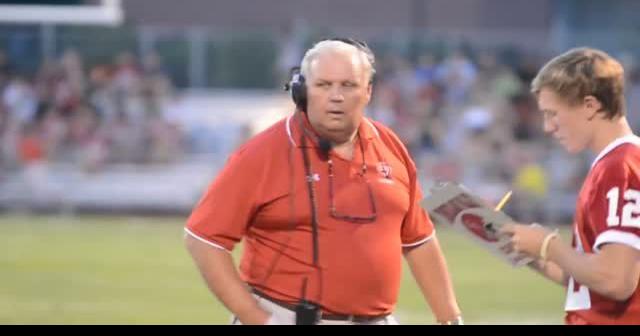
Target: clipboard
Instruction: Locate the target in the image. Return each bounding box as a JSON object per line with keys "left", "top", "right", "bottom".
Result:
{"left": 421, "top": 182, "right": 534, "bottom": 267}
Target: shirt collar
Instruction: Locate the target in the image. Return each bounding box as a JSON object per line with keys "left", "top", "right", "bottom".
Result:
{"left": 590, "top": 134, "right": 640, "bottom": 169}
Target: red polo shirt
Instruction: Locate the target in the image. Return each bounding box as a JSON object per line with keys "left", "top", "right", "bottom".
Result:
{"left": 186, "top": 113, "right": 434, "bottom": 316}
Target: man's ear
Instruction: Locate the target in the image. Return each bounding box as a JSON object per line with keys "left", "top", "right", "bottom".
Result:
{"left": 584, "top": 95, "right": 603, "bottom": 121}
{"left": 365, "top": 83, "right": 373, "bottom": 104}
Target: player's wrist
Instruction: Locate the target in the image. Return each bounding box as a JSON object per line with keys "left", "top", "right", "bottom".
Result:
{"left": 539, "top": 229, "right": 559, "bottom": 261}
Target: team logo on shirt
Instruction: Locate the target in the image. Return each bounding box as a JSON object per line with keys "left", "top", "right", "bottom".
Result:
{"left": 306, "top": 173, "right": 320, "bottom": 182}
{"left": 377, "top": 162, "right": 392, "bottom": 179}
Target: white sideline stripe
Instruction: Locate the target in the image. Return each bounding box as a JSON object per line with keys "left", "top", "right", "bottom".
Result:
{"left": 285, "top": 115, "right": 297, "bottom": 146}
{"left": 593, "top": 230, "right": 640, "bottom": 252}
{"left": 402, "top": 232, "right": 435, "bottom": 247}
{"left": 184, "top": 228, "right": 231, "bottom": 253}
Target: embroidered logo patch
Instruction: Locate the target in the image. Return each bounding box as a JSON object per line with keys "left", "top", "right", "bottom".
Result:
{"left": 377, "top": 162, "right": 392, "bottom": 179}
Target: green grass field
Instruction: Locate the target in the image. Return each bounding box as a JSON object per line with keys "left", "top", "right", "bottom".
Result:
{"left": 0, "top": 214, "right": 567, "bottom": 324}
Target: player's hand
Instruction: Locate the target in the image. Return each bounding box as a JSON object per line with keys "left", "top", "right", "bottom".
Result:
{"left": 499, "top": 222, "right": 551, "bottom": 258}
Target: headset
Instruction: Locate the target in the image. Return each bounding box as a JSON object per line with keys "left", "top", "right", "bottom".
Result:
{"left": 284, "top": 37, "right": 376, "bottom": 113}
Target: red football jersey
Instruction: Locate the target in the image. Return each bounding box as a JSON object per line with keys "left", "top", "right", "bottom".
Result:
{"left": 565, "top": 135, "right": 640, "bottom": 325}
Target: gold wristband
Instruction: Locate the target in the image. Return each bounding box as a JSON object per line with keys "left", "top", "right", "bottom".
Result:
{"left": 539, "top": 229, "right": 559, "bottom": 261}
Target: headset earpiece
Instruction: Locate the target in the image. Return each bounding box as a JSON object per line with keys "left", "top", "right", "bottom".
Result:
{"left": 291, "top": 69, "right": 308, "bottom": 113}
{"left": 285, "top": 66, "right": 308, "bottom": 113}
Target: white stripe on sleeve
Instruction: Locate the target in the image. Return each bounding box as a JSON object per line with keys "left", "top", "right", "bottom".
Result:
{"left": 184, "top": 228, "right": 232, "bottom": 253}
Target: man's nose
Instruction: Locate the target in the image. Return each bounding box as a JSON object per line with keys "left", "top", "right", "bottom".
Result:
{"left": 543, "top": 117, "right": 556, "bottom": 134}
{"left": 329, "top": 86, "right": 345, "bottom": 101}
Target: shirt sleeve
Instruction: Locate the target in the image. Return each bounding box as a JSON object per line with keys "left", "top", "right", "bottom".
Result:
{"left": 400, "top": 149, "right": 435, "bottom": 247}
{"left": 185, "top": 148, "right": 262, "bottom": 252}
{"left": 589, "top": 160, "right": 640, "bottom": 252}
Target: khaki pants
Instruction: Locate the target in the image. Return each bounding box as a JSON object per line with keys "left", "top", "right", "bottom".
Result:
{"left": 231, "top": 294, "right": 399, "bottom": 325}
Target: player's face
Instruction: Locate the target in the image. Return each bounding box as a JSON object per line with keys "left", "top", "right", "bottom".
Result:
{"left": 305, "top": 49, "right": 372, "bottom": 144}
{"left": 537, "top": 88, "right": 594, "bottom": 154}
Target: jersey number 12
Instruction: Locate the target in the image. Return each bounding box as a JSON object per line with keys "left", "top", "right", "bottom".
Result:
{"left": 606, "top": 187, "right": 640, "bottom": 228}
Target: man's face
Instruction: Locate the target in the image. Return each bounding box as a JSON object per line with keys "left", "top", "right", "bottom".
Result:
{"left": 537, "top": 88, "right": 594, "bottom": 154}
{"left": 305, "top": 49, "right": 372, "bottom": 144}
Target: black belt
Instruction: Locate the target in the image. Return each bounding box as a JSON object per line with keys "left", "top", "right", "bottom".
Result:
{"left": 251, "top": 288, "right": 390, "bottom": 323}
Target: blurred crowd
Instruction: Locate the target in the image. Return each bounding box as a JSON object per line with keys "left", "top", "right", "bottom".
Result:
{"left": 2, "top": 42, "right": 640, "bottom": 222}
{"left": 0, "top": 48, "right": 184, "bottom": 177}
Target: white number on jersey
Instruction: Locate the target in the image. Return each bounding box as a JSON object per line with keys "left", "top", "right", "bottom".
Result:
{"left": 565, "top": 227, "right": 591, "bottom": 311}
{"left": 566, "top": 277, "right": 591, "bottom": 311}
{"left": 606, "top": 187, "right": 640, "bottom": 228}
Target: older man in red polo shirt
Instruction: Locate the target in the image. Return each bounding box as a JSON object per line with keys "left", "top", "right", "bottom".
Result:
{"left": 184, "top": 38, "right": 462, "bottom": 325}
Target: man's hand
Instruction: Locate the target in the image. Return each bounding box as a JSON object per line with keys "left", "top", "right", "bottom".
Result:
{"left": 185, "top": 234, "right": 274, "bottom": 325}
{"left": 499, "top": 222, "right": 553, "bottom": 258}
{"left": 238, "top": 308, "right": 272, "bottom": 325}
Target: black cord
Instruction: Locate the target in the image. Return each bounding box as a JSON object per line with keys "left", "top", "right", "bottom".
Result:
{"left": 297, "top": 118, "right": 324, "bottom": 323}
{"left": 254, "top": 113, "right": 324, "bottom": 310}
{"left": 300, "top": 132, "right": 320, "bottom": 266}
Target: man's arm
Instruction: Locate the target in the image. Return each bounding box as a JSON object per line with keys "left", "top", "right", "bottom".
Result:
{"left": 184, "top": 234, "right": 270, "bottom": 325}
{"left": 501, "top": 223, "right": 640, "bottom": 300}
{"left": 403, "top": 236, "right": 462, "bottom": 324}
{"left": 527, "top": 259, "right": 568, "bottom": 286}
{"left": 546, "top": 239, "right": 640, "bottom": 300}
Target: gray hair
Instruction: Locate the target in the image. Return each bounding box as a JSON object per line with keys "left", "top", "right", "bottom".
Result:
{"left": 300, "top": 39, "right": 376, "bottom": 84}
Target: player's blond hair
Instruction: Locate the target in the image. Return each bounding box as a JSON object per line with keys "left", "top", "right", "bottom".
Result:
{"left": 531, "top": 47, "right": 626, "bottom": 119}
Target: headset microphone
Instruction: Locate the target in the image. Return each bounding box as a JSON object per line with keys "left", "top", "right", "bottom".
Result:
{"left": 318, "top": 138, "right": 332, "bottom": 160}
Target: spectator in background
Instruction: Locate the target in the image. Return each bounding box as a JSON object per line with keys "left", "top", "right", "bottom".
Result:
{"left": 141, "top": 51, "right": 173, "bottom": 118}
{"left": 60, "top": 49, "right": 86, "bottom": 99}
{"left": 435, "top": 49, "right": 477, "bottom": 108}
{"left": 3, "top": 75, "right": 36, "bottom": 125}
{"left": 0, "top": 50, "right": 12, "bottom": 89}
{"left": 88, "top": 64, "right": 118, "bottom": 123}
{"left": 18, "top": 121, "right": 48, "bottom": 204}
{"left": 415, "top": 52, "right": 439, "bottom": 88}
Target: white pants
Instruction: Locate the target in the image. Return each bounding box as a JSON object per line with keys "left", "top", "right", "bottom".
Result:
{"left": 231, "top": 294, "right": 399, "bottom": 325}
